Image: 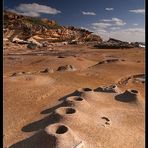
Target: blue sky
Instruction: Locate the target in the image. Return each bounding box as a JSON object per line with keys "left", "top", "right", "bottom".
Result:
{"left": 4, "top": 0, "right": 145, "bottom": 42}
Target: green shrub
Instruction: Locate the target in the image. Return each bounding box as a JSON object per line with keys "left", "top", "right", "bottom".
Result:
{"left": 25, "top": 17, "right": 61, "bottom": 29}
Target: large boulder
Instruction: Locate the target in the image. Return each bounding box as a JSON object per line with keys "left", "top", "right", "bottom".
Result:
{"left": 12, "top": 37, "right": 29, "bottom": 44}
{"left": 27, "top": 37, "right": 43, "bottom": 47}
{"left": 27, "top": 43, "right": 37, "bottom": 49}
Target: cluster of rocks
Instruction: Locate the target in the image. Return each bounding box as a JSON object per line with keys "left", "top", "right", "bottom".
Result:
{"left": 94, "top": 38, "right": 145, "bottom": 49}
{"left": 94, "top": 38, "right": 134, "bottom": 49}
{"left": 11, "top": 37, "right": 44, "bottom": 49}
{"left": 10, "top": 71, "right": 33, "bottom": 77}
{"left": 10, "top": 65, "right": 76, "bottom": 77}
{"left": 130, "top": 42, "right": 145, "bottom": 48}
{"left": 117, "top": 74, "right": 145, "bottom": 86}
{"left": 40, "top": 68, "right": 54, "bottom": 73}
{"left": 57, "top": 65, "right": 76, "bottom": 72}
{"left": 5, "top": 11, "right": 144, "bottom": 49}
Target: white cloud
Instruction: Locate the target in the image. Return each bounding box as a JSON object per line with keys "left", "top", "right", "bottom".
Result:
{"left": 82, "top": 27, "right": 109, "bottom": 40}
{"left": 80, "top": 25, "right": 145, "bottom": 42}
{"left": 112, "top": 18, "right": 126, "bottom": 26}
{"left": 129, "top": 9, "right": 145, "bottom": 14}
{"left": 101, "top": 19, "right": 112, "bottom": 22}
{"left": 7, "top": 3, "right": 61, "bottom": 17}
{"left": 133, "top": 23, "right": 138, "bottom": 26}
{"left": 124, "top": 28, "right": 144, "bottom": 33}
{"left": 98, "top": 28, "right": 144, "bottom": 42}
{"left": 80, "top": 27, "right": 88, "bottom": 30}
{"left": 90, "top": 18, "right": 126, "bottom": 37}
{"left": 82, "top": 11, "right": 96, "bottom": 15}
{"left": 105, "top": 8, "right": 114, "bottom": 11}
{"left": 110, "top": 27, "right": 120, "bottom": 30}
{"left": 91, "top": 22, "right": 112, "bottom": 29}
{"left": 101, "top": 18, "right": 126, "bottom": 26}
{"left": 109, "top": 28, "right": 145, "bottom": 42}
{"left": 7, "top": 9, "right": 40, "bottom": 17}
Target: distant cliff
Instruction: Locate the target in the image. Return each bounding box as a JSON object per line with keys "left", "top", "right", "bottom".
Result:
{"left": 3, "top": 10, "right": 103, "bottom": 44}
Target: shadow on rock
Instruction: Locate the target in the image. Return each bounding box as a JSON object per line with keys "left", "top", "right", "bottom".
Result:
{"left": 58, "top": 90, "right": 81, "bottom": 101}
{"left": 10, "top": 90, "right": 82, "bottom": 148}
{"left": 40, "top": 101, "right": 67, "bottom": 114}
{"left": 9, "top": 130, "right": 56, "bottom": 148}
{"left": 22, "top": 113, "right": 60, "bottom": 132}
{"left": 40, "top": 90, "right": 80, "bottom": 115}
{"left": 115, "top": 89, "right": 139, "bottom": 103}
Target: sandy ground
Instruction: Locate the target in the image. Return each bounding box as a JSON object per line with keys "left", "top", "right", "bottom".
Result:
{"left": 3, "top": 44, "right": 145, "bottom": 148}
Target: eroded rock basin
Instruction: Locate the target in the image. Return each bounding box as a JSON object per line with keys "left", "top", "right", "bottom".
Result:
{"left": 4, "top": 45, "right": 145, "bottom": 148}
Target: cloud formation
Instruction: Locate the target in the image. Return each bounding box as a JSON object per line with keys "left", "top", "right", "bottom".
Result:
{"left": 86, "top": 16, "right": 144, "bottom": 42}
{"left": 105, "top": 8, "right": 114, "bottom": 11}
{"left": 90, "top": 17, "right": 126, "bottom": 36}
{"left": 91, "top": 22, "right": 112, "bottom": 29}
{"left": 89, "top": 26, "right": 145, "bottom": 42}
{"left": 109, "top": 28, "right": 145, "bottom": 42}
{"left": 82, "top": 11, "right": 96, "bottom": 15}
{"left": 110, "top": 27, "right": 120, "bottom": 30}
{"left": 7, "top": 3, "right": 61, "bottom": 17}
{"left": 101, "top": 18, "right": 126, "bottom": 26}
{"left": 133, "top": 23, "right": 138, "bottom": 26}
{"left": 90, "top": 17, "right": 126, "bottom": 40}
{"left": 129, "top": 9, "right": 145, "bottom": 14}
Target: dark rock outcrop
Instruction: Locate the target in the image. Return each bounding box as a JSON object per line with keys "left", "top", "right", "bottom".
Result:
{"left": 27, "top": 43, "right": 37, "bottom": 49}
{"left": 94, "top": 38, "right": 134, "bottom": 49}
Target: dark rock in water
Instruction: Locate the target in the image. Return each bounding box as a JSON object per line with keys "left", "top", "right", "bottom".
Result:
{"left": 57, "top": 65, "right": 76, "bottom": 71}
{"left": 27, "top": 43, "right": 37, "bottom": 49}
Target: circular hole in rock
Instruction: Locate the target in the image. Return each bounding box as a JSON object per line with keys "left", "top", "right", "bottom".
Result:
{"left": 66, "top": 108, "right": 76, "bottom": 114}
{"left": 83, "top": 88, "right": 92, "bottom": 91}
{"left": 74, "top": 97, "right": 83, "bottom": 101}
{"left": 56, "top": 125, "right": 68, "bottom": 134}
{"left": 131, "top": 89, "right": 138, "bottom": 94}
{"left": 112, "top": 85, "right": 116, "bottom": 88}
